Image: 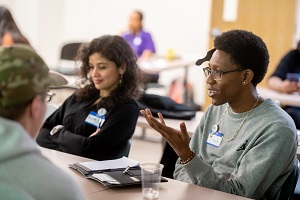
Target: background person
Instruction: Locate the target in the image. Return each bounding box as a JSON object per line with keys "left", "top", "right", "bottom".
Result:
{"left": 36, "top": 35, "right": 142, "bottom": 161}
{"left": 121, "top": 10, "right": 158, "bottom": 84}
{"left": 0, "top": 45, "right": 84, "bottom": 200}
{"left": 140, "top": 30, "right": 297, "bottom": 199}
{"left": 267, "top": 40, "right": 300, "bottom": 129}
{"left": 121, "top": 10, "right": 155, "bottom": 59}
{"left": 0, "top": 6, "right": 30, "bottom": 46}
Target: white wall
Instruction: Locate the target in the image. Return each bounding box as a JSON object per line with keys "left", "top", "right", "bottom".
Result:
{"left": 1, "top": 0, "right": 212, "bottom": 106}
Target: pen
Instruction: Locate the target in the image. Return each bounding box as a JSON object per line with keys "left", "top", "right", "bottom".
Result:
{"left": 122, "top": 166, "right": 130, "bottom": 174}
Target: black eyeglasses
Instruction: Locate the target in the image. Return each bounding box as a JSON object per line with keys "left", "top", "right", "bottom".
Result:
{"left": 46, "top": 92, "right": 55, "bottom": 102}
{"left": 41, "top": 92, "right": 55, "bottom": 102}
{"left": 203, "top": 67, "right": 244, "bottom": 81}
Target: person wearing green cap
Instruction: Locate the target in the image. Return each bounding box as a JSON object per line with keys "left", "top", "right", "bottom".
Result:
{"left": 0, "top": 45, "right": 84, "bottom": 200}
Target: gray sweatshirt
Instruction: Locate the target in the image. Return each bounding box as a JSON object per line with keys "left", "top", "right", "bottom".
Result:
{"left": 174, "top": 99, "right": 298, "bottom": 199}
{"left": 0, "top": 117, "right": 85, "bottom": 200}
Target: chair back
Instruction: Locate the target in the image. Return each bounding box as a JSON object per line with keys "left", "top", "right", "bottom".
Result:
{"left": 279, "top": 160, "right": 299, "bottom": 199}
{"left": 56, "top": 42, "right": 83, "bottom": 75}
{"left": 60, "top": 42, "right": 82, "bottom": 61}
{"left": 115, "top": 139, "right": 132, "bottom": 158}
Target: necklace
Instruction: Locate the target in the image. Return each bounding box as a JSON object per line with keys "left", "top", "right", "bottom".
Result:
{"left": 211, "top": 95, "right": 260, "bottom": 142}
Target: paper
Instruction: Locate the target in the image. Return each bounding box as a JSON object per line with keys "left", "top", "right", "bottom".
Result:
{"left": 92, "top": 174, "right": 120, "bottom": 184}
{"left": 78, "top": 156, "right": 139, "bottom": 171}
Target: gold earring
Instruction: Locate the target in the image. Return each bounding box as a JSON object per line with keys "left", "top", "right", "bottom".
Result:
{"left": 119, "top": 74, "right": 123, "bottom": 85}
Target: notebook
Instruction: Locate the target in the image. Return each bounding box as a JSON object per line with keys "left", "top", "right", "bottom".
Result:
{"left": 68, "top": 157, "right": 168, "bottom": 187}
{"left": 70, "top": 156, "right": 140, "bottom": 174}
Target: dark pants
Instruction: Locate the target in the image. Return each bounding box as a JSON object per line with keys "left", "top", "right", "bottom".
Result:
{"left": 160, "top": 142, "right": 178, "bottom": 179}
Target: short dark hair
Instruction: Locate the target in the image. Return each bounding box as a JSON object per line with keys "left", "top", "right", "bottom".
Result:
{"left": 76, "top": 35, "right": 142, "bottom": 107}
{"left": 133, "top": 10, "right": 143, "bottom": 21}
{"left": 214, "top": 30, "right": 269, "bottom": 86}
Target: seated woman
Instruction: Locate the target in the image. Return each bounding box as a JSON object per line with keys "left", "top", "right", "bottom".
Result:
{"left": 36, "top": 35, "right": 142, "bottom": 161}
{"left": 121, "top": 10, "right": 159, "bottom": 86}
{"left": 140, "top": 30, "right": 298, "bottom": 199}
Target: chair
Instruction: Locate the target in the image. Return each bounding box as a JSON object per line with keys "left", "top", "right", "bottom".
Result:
{"left": 114, "top": 139, "right": 132, "bottom": 158}
{"left": 279, "top": 159, "right": 299, "bottom": 199}
{"left": 142, "top": 72, "right": 165, "bottom": 92}
{"left": 56, "top": 42, "right": 83, "bottom": 75}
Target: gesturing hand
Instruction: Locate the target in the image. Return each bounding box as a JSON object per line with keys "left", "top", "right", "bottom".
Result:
{"left": 140, "top": 108, "right": 194, "bottom": 161}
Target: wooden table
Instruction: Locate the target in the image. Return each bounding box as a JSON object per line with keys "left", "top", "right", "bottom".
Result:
{"left": 138, "top": 55, "right": 197, "bottom": 103}
{"left": 39, "top": 147, "right": 252, "bottom": 200}
{"left": 138, "top": 55, "right": 196, "bottom": 73}
{"left": 40, "top": 147, "right": 108, "bottom": 198}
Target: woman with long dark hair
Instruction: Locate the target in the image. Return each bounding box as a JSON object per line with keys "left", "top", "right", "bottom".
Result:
{"left": 37, "top": 35, "right": 142, "bottom": 161}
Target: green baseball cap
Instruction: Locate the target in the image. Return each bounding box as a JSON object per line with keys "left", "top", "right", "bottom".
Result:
{"left": 0, "top": 45, "right": 49, "bottom": 108}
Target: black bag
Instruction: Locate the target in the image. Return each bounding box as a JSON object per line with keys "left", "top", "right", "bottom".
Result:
{"left": 136, "top": 93, "right": 196, "bottom": 120}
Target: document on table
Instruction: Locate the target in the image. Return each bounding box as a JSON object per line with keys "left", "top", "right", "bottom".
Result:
{"left": 73, "top": 156, "right": 139, "bottom": 172}
{"left": 92, "top": 173, "right": 120, "bottom": 185}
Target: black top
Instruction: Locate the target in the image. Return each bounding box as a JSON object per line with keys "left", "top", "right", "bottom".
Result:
{"left": 36, "top": 93, "right": 139, "bottom": 161}
{"left": 270, "top": 49, "right": 300, "bottom": 80}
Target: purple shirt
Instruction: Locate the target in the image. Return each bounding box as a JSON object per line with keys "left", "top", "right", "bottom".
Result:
{"left": 122, "top": 30, "right": 155, "bottom": 58}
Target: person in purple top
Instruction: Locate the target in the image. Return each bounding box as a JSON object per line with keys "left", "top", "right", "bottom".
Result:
{"left": 122, "top": 10, "right": 156, "bottom": 59}
{"left": 122, "top": 10, "right": 158, "bottom": 84}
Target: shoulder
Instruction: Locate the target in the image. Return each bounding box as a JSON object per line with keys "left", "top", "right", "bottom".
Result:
{"left": 283, "top": 50, "right": 300, "bottom": 59}
{"left": 65, "top": 92, "right": 98, "bottom": 105}
{"left": 118, "top": 98, "right": 138, "bottom": 109}
{"left": 32, "top": 154, "right": 84, "bottom": 199}
{"left": 122, "top": 31, "right": 132, "bottom": 37}
{"left": 0, "top": 182, "right": 35, "bottom": 200}
{"left": 140, "top": 30, "right": 153, "bottom": 38}
{"left": 255, "top": 99, "right": 297, "bottom": 136}
{"left": 111, "top": 99, "right": 139, "bottom": 113}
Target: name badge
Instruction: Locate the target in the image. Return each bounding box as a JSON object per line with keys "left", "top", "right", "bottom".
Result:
{"left": 85, "top": 111, "right": 101, "bottom": 128}
{"left": 206, "top": 131, "right": 223, "bottom": 148}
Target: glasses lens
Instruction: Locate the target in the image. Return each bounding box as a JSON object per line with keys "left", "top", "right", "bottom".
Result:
{"left": 203, "top": 67, "right": 210, "bottom": 77}
{"left": 203, "top": 68, "right": 221, "bottom": 80}
{"left": 214, "top": 71, "right": 222, "bottom": 80}
{"left": 46, "top": 92, "right": 54, "bottom": 102}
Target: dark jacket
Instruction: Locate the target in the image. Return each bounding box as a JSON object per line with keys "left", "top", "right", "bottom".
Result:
{"left": 36, "top": 93, "right": 139, "bottom": 161}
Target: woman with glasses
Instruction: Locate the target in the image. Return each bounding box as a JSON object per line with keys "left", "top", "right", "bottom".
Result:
{"left": 36, "top": 35, "right": 142, "bottom": 161}
{"left": 140, "top": 30, "right": 297, "bottom": 199}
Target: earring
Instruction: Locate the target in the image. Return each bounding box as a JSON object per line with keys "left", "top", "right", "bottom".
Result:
{"left": 242, "top": 81, "right": 246, "bottom": 85}
{"left": 119, "top": 74, "right": 123, "bottom": 86}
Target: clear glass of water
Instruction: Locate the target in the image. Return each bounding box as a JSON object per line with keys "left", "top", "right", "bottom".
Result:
{"left": 140, "top": 163, "right": 164, "bottom": 199}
